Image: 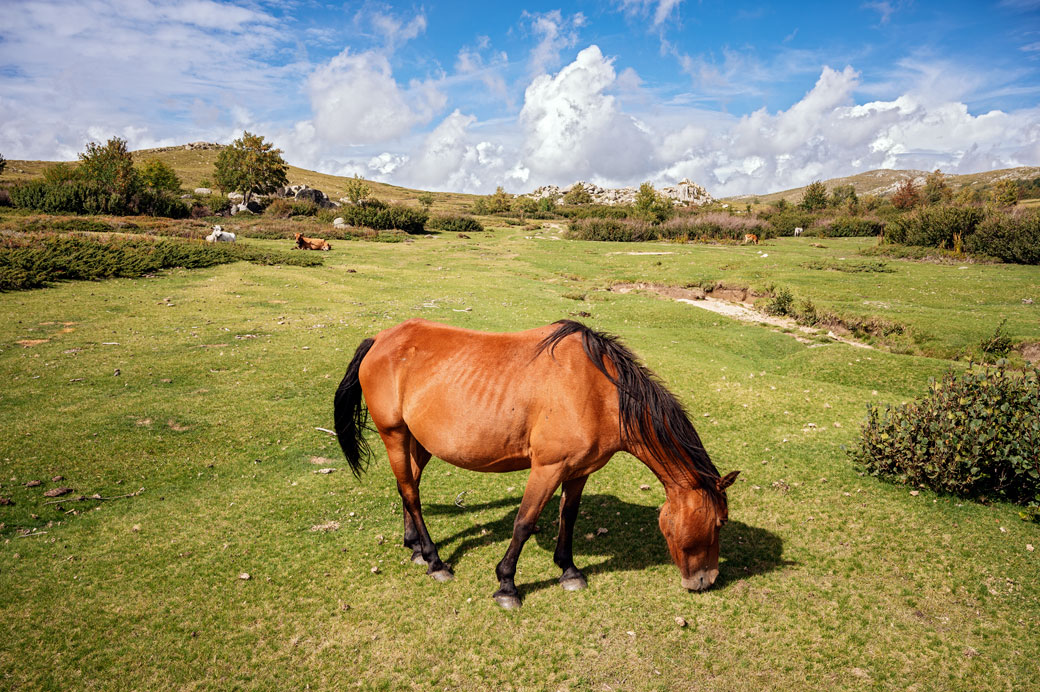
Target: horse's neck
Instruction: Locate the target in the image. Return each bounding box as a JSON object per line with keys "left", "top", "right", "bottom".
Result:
{"left": 627, "top": 442, "right": 698, "bottom": 492}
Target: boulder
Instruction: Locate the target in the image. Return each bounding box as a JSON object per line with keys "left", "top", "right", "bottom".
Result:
{"left": 230, "top": 200, "right": 261, "bottom": 215}
{"left": 227, "top": 192, "right": 244, "bottom": 202}
{"left": 295, "top": 187, "right": 327, "bottom": 205}
{"left": 332, "top": 217, "right": 345, "bottom": 226}
{"left": 194, "top": 187, "right": 212, "bottom": 195}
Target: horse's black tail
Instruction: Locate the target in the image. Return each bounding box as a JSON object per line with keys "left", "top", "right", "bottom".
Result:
{"left": 334, "top": 337, "right": 376, "bottom": 478}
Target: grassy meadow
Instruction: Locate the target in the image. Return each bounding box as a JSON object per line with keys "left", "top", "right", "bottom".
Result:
{"left": 1, "top": 219, "right": 1039, "bottom": 690}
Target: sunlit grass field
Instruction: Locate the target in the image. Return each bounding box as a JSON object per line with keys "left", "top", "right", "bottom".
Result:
{"left": 1, "top": 224, "right": 1038, "bottom": 690}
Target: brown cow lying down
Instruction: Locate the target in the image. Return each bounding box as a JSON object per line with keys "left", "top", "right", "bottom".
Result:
{"left": 294, "top": 233, "right": 331, "bottom": 251}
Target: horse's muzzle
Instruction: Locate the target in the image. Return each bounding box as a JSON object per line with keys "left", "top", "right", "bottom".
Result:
{"left": 682, "top": 569, "right": 719, "bottom": 592}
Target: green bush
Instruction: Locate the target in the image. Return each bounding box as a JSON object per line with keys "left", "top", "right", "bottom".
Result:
{"left": 9, "top": 179, "right": 187, "bottom": 217}
{"left": 812, "top": 217, "right": 886, "bottom": 237}
{"left": 337, "top": 200, "right": 427, "bottom": 233}
{"left": 852, "top": 362, "right": 1040, "bottom": 507}
{"left": 0, "top": 234, "right": 321, "bottom": 291}
{"left": 767, "top": 209, "right": 817, "bottom": 236}
{"left": 559, "top": 205, "right": 630, "bottom": 220}
{"left": 885, "top": 205, "right": 984, "bottom": 248}
{"left": 426, "top": 214, "right": 484, "bottom": 233}
{"left": 566, "top": 218, "right": 654, "bottom": 242}
{"left": 963, "top": 209, "right": 1040, "bottom": 265}
{"left": 764, "top": 287, "right": 794, "bottom": 316}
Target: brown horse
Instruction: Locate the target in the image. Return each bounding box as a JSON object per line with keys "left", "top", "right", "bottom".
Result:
{"left": 334, "top": 319, "right": 739, "bottom": 609}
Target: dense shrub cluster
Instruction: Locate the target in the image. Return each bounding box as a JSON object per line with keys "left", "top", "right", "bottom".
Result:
{"left": 765, "top": 209, "right": 816, "bottom": 236}
{"left": 264, "top": 198, "right": 319, "bottom": 218}
{"left": 963, "top": 209, "right": 1040, "bottom": 265}
{"left": 885, "top": 205, "right": 984, "bottom": 248}
{"left": 336, "top": 200, "right": 427, "bottom": 233}
{"left": 852, "top": 362, "right": 1040, "bottom": 507}
{"left": 567, "top": 212, "right": 765, "bottom": 242}
{"left": 885, "top": 206, "right": 1040, "bottom": 264}
{"left": 809, "top": 216, "right": 886, "bottom": 237}
{"left": 0, "top": 234, "right": 320, "bottom": 291}
{"left": 558, "top": 205, "right": 631, "bottom": 220}
{"left": 10, "top": 178, "right": 189, "bottom": 218}
{"left": 426, "top": 214, "right": 484, "bottom": 233}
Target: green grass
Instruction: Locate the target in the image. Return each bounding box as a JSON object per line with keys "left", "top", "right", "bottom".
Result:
{"left": 1, "top": 219, "right": 1039, "bottom": 690}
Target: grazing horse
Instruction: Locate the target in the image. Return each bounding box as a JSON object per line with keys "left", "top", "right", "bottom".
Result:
{"left": 742, "top": 233, "right": 759, "bottom": 245}
{"left": 334, "top": 319, "right": 739, "bottom": 609}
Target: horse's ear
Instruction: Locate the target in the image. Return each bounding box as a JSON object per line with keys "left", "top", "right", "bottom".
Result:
{"left": 717, "top": 471, "right": 740, "bottom": 491}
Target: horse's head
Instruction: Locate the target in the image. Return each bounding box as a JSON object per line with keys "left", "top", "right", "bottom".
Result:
{"left": 658, "top": 470, "right": 739, "bottom": 591}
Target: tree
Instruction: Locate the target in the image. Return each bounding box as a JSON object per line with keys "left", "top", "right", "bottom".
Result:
{"left": 417, "top": 192, "right": 433, "bottom": 210}
{"left": 634, "top": 182, "right": 672, "bottom": 223}
{"left": 892, "top": 178, "right": 920, "bottom": 210}
{"left": 0, "top": 152, "right": 6, "bottom": 177}
{"left": 992, "top": 179, "right": 1020, "bottom": 208}
{"left": 924, "top": 169, "right": 952, "bottom": 205}
{"left": 955, "top": 187, "right": 983, "bottom": 206}
{"left": 511, "top": 196, "right": 538, "bottom": 218}
{"left": 487, "top": 186, "right": 513, "bottom": 213}
{"left": 213, "top": 131, "right": 288, "bottom": 204}
{"left": 79, "top": 137, "right": 139, "bottom": 199}
{"left": 830, "top": 184, "right": 858, "bottom": 209}
{"left": 345, "top": 174, "right": 371, "bottom": 205}
{"left": 138, "top": 159, "right": 181, "bottom": 193}
{"left": 563, "top": 182, "right": 592, "bottom": 205}
{"left": 800, "top": 180, "right": 828, "bottom": 211}
{"left": 43, "top": 162, "right": 80, "bottom": 185}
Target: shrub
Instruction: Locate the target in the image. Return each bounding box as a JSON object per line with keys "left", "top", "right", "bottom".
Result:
{"left": 0, "top": 234, "right": 321, "bottom": 291}
{"left": 963, "top": 208, "right": 1040, "bottom": 265}
{"left": 133, "top": 189, "right": 189, "bottom": 218}
{"left": 337, "top": 200, "right": 428, "bottom": 233}
{"left": 138, "top": 159, "right": 181, "bottom": 193}
{"left": 0, "top": 189, "right": 10, "bottom": 207}
{"left": 566, "top": 218, "right": 653, "bottom": 242}
{"left": 764, "top": 287, "right": 794, "bottom": 316}
{"left": 427, "top": 214, "right": 484, "bottom": 233}
{"left": 563, "top": 183, "right": 592, "bottom": 205}
{"left": 892, "top": 179, "right": 920, "bottom": 209}
{"left": 264, "top": 198, "right": 294, "bottom": 218}
{"left": 559, "top": 205, "right": 629, "bottom": 220}
{"left": 851, "top": 362, "right": 1040, "bottom": 507}
{"left": 766, "top": 209, "right": 816, "bottom": 236}
{"left": 811, "top": 216, "right": 886, "bottom": 237}
{"left": 885, "top": 205, "right": 984, "bottom": 248}
{"left": 979, "top": 319, "right": 1013, "bottom": 359}
{"left": 344, "top": 174, "right": 371, "bottom": 205}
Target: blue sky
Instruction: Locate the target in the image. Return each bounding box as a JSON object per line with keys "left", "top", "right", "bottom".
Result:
{"left": 1, "top": 1, "right": 1038, "bottom": 195}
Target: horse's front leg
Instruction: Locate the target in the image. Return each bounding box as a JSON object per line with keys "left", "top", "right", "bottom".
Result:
{"left": 493, "top": 467, "right": 561, "bottom": 610}
{"left": 554, "top": 474, "right": 590, "bottom": 591}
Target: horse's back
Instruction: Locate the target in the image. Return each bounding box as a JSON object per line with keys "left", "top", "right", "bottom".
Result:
{"left": 359, "top": 320, "right": 621, "bottom": 471}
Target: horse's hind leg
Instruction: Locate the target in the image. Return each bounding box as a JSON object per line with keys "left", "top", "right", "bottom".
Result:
{"left": 382, "top": 429, "right": 452, "bottom": 581}
{"left": 554, "top": 475, "right": 589, "bottom": 591}
{"left": 402, "top": 437, "right": 431, "bottom": 563}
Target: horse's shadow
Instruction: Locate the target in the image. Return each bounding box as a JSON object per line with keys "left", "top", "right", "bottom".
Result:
{"left": 422, "top": 493, "right": 790, "bottom": 598}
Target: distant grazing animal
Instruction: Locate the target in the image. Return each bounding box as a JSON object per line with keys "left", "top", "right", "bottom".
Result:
{"left": 793, "top": 227, "right": 803, "bottom": 237}
{"left": 206, "top": 226, "right": 235, "bottom": 243}
{"left": 742, "top": 233, "right": 759, "bottom": 245}
{"left": 294, "top": 232, "right": 331, "bottom": 251}
{"left": 334, "top": 319, "right": 739, "bottom": 609}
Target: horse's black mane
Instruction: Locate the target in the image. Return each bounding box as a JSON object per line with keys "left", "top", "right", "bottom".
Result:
{"left": 537, "top": 320, "right": 723, "bottom": 505}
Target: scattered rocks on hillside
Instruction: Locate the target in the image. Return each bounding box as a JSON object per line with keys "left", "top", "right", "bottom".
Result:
{"left": 194, "top": 187, "right": 212, "bottom": 195}
{"left": 524, "top": 178, "right": 713, "bottom": 207}
{"left": 230, "top": 200, "right": 262, "bottom": 215}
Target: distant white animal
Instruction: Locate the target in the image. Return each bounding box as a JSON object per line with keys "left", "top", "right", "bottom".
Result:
{"left": 793, "top": 227, "right": 803, "bottom": 236}
{"left": 206, "top": 225, "right": 236, "bottom": 243}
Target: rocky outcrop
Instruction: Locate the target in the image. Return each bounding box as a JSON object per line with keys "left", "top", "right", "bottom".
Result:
{"left": 274, "top": 184, "right": 337, "bottom": 208}
{"left": 523, "top": 179, "right": 713, "bottom": 207}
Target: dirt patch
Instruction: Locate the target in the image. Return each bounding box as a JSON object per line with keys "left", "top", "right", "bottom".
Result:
{"left": 609, "top": 282, "right": 873, "bottom": 350}
{"left": 1021, "top": 342, "right": 1040, "bottom": 364}
{"left": 16, "top": 339, "right": 49, "bottom": 347}
{"left": 166, "top": 420, "right": 191, "bottom": 432}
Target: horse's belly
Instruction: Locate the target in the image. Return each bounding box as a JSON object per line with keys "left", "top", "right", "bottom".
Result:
{"left": 407, "top": 410, "right": 536, "bottom": 473}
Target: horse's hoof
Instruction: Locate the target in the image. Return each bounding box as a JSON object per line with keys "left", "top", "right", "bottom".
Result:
{"left": 428, "top": 569, "right": 454, "bottom": 583}
{"left": 560, "top": 576, "right": 587, "bottom": 591}
{"left": 493, "top": 592, "right": 522, "bottom": 610}
{"left": 411, "top": 551, "right": 427, "bottom": 566}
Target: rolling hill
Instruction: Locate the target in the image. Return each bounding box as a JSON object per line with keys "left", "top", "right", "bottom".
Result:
{"left": 724, "top": 166, "right": 1040, "bottom": 204}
